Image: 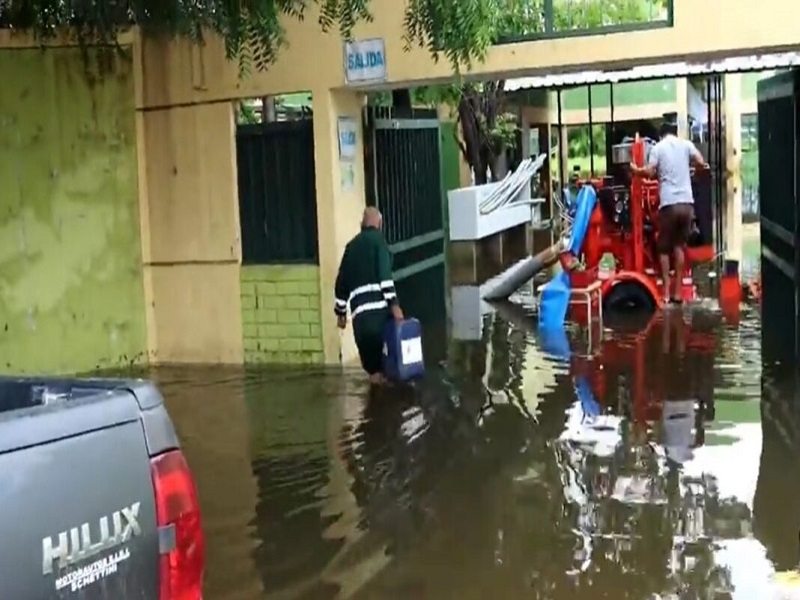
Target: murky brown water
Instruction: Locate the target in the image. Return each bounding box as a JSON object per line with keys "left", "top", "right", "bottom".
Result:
{"left": 144, "top": 285, "right": 800, "bottom": 600}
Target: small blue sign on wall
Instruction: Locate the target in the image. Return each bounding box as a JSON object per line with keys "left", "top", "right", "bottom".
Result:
{"left": 338, "top": 117, "right": 358, "bottom": 159}
{"left": 344, "top": 38, "right": 387, "bottom": 85}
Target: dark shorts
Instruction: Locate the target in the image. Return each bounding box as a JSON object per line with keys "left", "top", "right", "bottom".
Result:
{"left": 658, "top": 203, "right": 694, "bottom": 254}
{"left": 354, "top": 319, "right": 386, "bottom": 375}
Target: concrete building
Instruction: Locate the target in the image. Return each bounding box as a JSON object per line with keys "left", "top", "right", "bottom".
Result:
{"left": 0, "top": 0, "right": 795, "bottom": 373}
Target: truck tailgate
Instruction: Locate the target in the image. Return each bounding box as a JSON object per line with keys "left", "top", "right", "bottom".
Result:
{"left": 0, "top": 388, "right": 160, "bottom": 599}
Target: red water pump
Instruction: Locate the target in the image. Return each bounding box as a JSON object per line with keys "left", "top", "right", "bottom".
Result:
{"left": 560, "top": 136, "right": 715, "bottom": 313}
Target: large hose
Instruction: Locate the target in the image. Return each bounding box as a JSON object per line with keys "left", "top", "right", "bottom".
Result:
{"left": 539, "top": 185, "right": 598, "bottom": 330}
{"left": 482, "top": 240, "right": 566, "bottom": 301}
{"left": 480, "top": 183, "right": 597, "bottom": 306}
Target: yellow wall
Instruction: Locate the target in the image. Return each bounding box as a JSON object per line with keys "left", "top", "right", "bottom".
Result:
{"left": 136, "top": 100, "right": 243, "bottom": 364}
{"left": 129, "top": 0, "right": 800, "bottom": 104}
{"left": 724, "top": 73, "right": 744, "bottom": 263}
{"left": 0, "top": 47, "right": 148, "bottom": 374}
{"left": 349, "top": 0, "right": 800, "bottom": 87}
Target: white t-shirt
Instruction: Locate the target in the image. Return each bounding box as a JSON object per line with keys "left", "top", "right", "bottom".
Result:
{"left": 648, "top": 134, "right": 702, "bottom": 208}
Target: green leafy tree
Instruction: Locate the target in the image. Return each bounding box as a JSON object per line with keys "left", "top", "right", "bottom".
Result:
{"left": 412, "top": 0, "right": 666, "bottom": 185}
{"left": 550, "top": 0, "right": 666, "bottom": 32}
{"left": 455, "top": 81, "right": 519, "bottom": 183}
{"left": 0, "top": 0, "right": 503, "bottom": 74}
{"left": 0, "top": 0, "right": 666, "bottom": 89}
{"left": 237, "top": 102, "right": 260, "bottom": 125}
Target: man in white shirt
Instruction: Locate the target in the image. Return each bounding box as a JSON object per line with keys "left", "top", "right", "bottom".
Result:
{"left": 631, "top": 118, "right": 709, "bottom": 304}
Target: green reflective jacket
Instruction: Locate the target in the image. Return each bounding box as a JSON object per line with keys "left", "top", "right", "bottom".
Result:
{"left": 334, "top": 227, "right": 397, "bottom": 326}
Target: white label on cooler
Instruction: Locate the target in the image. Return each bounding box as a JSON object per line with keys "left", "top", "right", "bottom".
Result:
{"left": 400, "top": 337, "right": 423, "bottom": 365}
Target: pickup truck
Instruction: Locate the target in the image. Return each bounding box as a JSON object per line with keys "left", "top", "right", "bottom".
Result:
{"left": 0, "top": 377, "right": 205, "bottom": 599}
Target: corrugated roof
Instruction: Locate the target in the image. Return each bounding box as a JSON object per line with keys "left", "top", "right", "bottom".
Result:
{"left": 505, "top": 52, "right": 800, "bottom": 91}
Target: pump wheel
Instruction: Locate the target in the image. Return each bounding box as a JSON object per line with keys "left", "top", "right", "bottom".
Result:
{"left": 603, "top": 281, "right": 656, "bottom": 314}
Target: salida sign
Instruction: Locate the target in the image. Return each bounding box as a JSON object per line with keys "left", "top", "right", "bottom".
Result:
{"left": 344, "top": 38, "right": 387, "bottom": 84}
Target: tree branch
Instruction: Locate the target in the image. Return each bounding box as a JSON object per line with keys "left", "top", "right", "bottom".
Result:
{"left": 453, "top": 113, "right": 469, "bottom": 160}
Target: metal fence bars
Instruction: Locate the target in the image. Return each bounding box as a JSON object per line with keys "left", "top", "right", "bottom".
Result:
{"left": 363, "top": 106, "right": 446, "bottom": 324}
{"left": 237, "top": 119, "right": 319, "bottom": 264}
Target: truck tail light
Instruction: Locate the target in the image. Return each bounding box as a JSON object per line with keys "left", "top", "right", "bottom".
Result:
{"left": 151, "top": 450, "right": 205, "bottom": 600}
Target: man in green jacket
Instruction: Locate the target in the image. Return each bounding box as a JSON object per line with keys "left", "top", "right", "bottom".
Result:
{"left": 335, "top": 207, "right": 404, "bottom": 384}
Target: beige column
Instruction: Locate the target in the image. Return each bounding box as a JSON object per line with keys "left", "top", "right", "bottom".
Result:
{"left": 131, "top": 32, "right": 245, "bottom": 365}
{"left": 311, "top": 88, "right": 368, "bottom": 365}
{"left": 136, "top": 101, "right": 244, "bottom": 364}
{"left": 723, "top": 73, "right": 743, "bottom": 264}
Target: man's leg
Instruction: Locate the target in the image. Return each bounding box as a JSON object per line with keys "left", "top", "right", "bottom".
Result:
{"left": 659, "top": 252, "right": 671, "bottom": 300}
{"left": 671, "top": 204, "right": 694, "bottom": 302}
{"left": 657, "top": 207, "right": 674, "bottom": 301}
{"left": 353, "top": 320, "right": 386, "bottom": 384}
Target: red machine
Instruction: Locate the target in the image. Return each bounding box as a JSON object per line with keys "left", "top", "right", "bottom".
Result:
{"left": 559, "top": 136, "right": 716, "bottom": 314}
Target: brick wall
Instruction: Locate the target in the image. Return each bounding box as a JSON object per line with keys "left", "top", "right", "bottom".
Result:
{"left": 240, "top": 265, "right": 323, "bottom": 364}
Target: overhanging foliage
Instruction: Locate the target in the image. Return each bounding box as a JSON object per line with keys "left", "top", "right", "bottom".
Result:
{"left": 0, "top": 0, "right": 670, "bottom": 75}
{"left": 0, "top": 0, "right": 373, "bottom": 74}
{"left": 408, "top": 0, "right": 670, "bottom": 183}
{"left": 0, "top": 0, "right": 507, "bottom": 74}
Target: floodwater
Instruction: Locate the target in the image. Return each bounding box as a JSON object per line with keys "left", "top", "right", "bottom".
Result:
{"left": 150, "top": 247, "right": 800, "bottom": 600}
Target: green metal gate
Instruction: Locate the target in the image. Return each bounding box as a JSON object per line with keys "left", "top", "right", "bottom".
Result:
{"left": 364, "top": 107, "right": 446, "bottom": 326}
{"left": 757, "top": 70, "right": 799, "bottom": 364}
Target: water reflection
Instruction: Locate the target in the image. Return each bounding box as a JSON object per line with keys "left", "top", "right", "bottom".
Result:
{"left": 144, "top": 299, "right": 800, "bottom": 599}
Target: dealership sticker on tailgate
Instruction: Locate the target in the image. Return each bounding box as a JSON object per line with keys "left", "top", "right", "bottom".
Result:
{"left": 42, "top": 502, "right": 142, "bottom": 593}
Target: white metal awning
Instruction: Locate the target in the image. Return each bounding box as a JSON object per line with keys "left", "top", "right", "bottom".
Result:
{"left": 505, "top": 52, "right": 800, "bottom": 91}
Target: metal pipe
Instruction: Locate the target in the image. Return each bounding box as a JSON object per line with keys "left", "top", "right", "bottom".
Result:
{"left": 482, "top": 241, "right": 564, "bottom": 301}
{"left": 609, "top": 82, "right": 615, "bottom": 128}
{"left": 588, "top": 84, "right": 595, "bottom": 177}
{"left": 609, "top": 82, "right": 615, "bottom": 155}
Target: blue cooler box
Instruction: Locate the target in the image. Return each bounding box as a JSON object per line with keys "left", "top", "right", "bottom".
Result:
{"left": 382, "top": 318, "right": 426, "bottom": 381}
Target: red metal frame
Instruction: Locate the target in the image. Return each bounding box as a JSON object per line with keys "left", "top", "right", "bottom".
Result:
{"left": 561, "top": 136, "right": 716, "bottom": 311}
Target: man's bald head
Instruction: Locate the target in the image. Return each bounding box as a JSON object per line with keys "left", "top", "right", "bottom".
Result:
{"left": 362, "top": 207, "right": 383, "bottom": 230}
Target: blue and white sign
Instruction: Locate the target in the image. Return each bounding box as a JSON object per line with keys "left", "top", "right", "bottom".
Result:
{"left": 337, "top": 117, "right": 358, "bottom": 160}
{"left": 344, "top": 38, "right": 387, "bottom": 85}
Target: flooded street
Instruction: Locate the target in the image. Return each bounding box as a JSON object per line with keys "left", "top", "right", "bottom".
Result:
{"left": 151, "top": 280, "right": 800, "bottom": 599}
{"left": 143, "top": 212, "right": 795, "bottom": 600}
